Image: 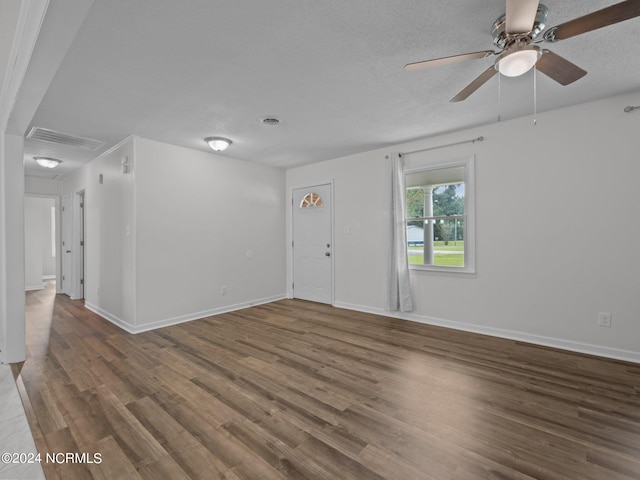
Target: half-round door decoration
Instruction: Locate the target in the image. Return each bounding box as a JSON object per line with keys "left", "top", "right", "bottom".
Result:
{"left": 300, "top": 192, "right": 324, "bottom": 208}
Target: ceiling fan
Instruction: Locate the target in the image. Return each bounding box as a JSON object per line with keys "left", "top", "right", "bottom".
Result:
{"left": 405, "top": 0, "right": 640, "bottom": 102}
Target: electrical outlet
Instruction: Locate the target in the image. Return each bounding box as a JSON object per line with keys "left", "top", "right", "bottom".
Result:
{"left": 220, "top": 285, "right": 228, "bottom": 295}
{"left": 598, "top": 312, "right": 612, "bottom": 327}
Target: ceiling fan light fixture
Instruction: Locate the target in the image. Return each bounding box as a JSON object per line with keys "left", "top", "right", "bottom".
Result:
{"left": 205, "top": 137, "right": 232, "bottom": 152}
{"left": 496, "top": 45, "right": 541, "bottom": 77}
{"left": 34, "top": 157, "right": 62, "bottom": 168}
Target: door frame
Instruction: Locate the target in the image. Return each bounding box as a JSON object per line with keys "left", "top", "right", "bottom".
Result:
{"left": 74, "top": 190, "right": 85, "bottom": 300}
{"left": 289, "top": 180, "right": 335, "bottom": 305}
{"left": 61, "top": 193, "right": 72, "bottom": 295}
{"left": 61, "top": 189, "right": 86, "bottom": 300}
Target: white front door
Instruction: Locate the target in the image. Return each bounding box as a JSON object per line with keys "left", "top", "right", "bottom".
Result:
{"left": 292, "top": 184, "right": 332, "bottom": 304}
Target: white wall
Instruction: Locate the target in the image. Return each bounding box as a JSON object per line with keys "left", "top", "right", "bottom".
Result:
{"left": 63, "top": 136, "right": 287, "bottom": 333}
{"left": 286, "top": 91, "right": 640, "bottom": 363}
{"left": 25, "top": 177, "right": 62, "bottom": 197}
{"left": 134, "top": 137, "right": 286, "bottom": 330}
{"left": 63, "top": 138, "right": 136, "bottom": 326}
{"left": 24, "top": 196, "right": 56, "bottom": 290}
{"left": 0, "top": 133, "right": 26, "bottom": 363}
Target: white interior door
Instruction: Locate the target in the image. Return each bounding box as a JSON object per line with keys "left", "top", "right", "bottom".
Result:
{"left": 292, "top": 183, "right": 333, "bottom": 304}
{"left": 78, "top": 191, "right": 85, "bottom": 299}
{"left": 61, "top": 193, "right": 72, "bottom": 295}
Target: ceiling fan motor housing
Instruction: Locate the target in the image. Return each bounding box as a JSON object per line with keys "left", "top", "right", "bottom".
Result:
{"left": 492, "top": 3, "right": 548, "bottom": 49}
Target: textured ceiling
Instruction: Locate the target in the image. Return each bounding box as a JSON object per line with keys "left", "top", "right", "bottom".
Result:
{"left": 22, "top": 0, "right": 640, "bottom": 177}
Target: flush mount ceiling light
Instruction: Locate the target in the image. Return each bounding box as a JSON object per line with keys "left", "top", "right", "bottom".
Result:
{"left": 34, "top": 157, "right": 62, "bottom": 168}
{"left": 205, "top": 137, "right": 232, "bottom": 152}
{"left": 495, "top": 45, "right": 542, "bottom": 77}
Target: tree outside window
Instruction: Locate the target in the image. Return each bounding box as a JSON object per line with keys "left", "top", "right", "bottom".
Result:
{"left": 404, "top": 157, "right": 475, "bottom": 273}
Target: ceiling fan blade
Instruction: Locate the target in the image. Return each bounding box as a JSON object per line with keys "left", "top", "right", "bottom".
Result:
{"left": 450, "top": 66, "right": 498, "bottom": 102}
{"left": 405, "top": 50, "right": 496, "bottom": 72}
{"left": 536, "top": 50, "right": 587, "bottom": 85}
{"left": 544, "top": 0, "right": 640, "bottom": 41}
{"left": 506, "top": 0, "right": 540, "bottom": 34}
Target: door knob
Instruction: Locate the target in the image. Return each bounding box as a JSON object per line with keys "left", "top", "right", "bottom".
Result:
{"left": 325, "top": 252, "right": 331, "bottom": 257}
{"left": 66, "top": 250, "right": 71, "bottom": 253}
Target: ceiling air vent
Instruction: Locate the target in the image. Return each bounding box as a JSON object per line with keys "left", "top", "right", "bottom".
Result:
{"left": 26, "top": 127, "right": 106, "bottom": 151}
{"left": 261, "top": 117, "right": 280, "bottom": 126}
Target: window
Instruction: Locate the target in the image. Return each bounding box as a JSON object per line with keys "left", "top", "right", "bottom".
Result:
{"left": 300, "top": 192, "right": 324, "bottom": 208}
{"left": 405, "top": 156, "right": 475, "bottom": 274}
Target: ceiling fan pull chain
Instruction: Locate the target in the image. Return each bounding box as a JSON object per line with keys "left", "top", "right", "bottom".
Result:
{"left": 533, "top": 66, "right": 537, "bottom": 125}
{"left": 498, "top": 70, "right": 502, "bottom": 122}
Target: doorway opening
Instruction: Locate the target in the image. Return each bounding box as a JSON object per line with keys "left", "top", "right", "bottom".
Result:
{"left": 24, "top": 195, "right": 59, "bottom": 292}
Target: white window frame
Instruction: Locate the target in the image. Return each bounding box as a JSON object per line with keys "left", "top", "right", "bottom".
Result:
{"left": 405, "top": 155, "right": 475, "bottom": 275}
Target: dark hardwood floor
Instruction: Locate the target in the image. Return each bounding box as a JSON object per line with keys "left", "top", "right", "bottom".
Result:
{"left": 14, "top": 282, "right": 640, "bottom": 479}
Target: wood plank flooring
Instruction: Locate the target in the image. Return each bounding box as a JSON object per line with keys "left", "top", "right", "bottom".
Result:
{"left": 15, "top": 282, "right": 640, "bottom": 479}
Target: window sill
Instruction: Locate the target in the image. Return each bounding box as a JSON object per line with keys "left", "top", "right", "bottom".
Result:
{"left": 409, "top": 264, "right": 476, "bottom": 276}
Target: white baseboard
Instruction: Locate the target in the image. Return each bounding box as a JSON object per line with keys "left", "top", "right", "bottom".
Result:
{"left": 333, "top": 301, "right": 640, "bottom": 365}
{"left": 86, "top": 294, "right": 288, "bottom": 334}
{"left": 84, "top": 303, "right": 134, "bottom": 333}
{"left": 25, "top": 284, "right": 44, "bottom": 291}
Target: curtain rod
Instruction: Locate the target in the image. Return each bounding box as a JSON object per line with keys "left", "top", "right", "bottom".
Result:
{"left": 402, "top": 136, "right": 484, "bottom": 156}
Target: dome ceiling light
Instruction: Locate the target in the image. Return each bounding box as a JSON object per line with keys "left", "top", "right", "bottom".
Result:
{"left": 496, "top": 45, "right": 542, "bottom": 77}
{"left": 205, "top": 137, "right": 232, "bottom": 152}
{"left": 34, "top": 157, "right": 62, "bottom": 168}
